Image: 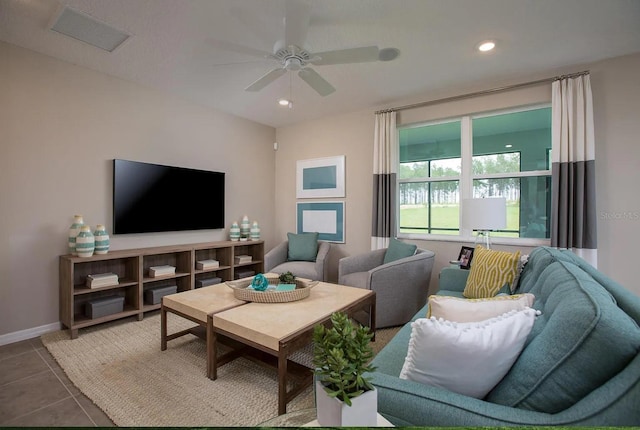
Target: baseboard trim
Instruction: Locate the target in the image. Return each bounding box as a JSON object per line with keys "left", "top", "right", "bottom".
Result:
{"left": 0, "top": 322, "right": 62, "bottom": 346}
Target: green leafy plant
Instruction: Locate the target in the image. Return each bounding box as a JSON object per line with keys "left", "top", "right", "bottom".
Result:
{"left": 312, "top": 312, "right": 377, "bottom": 406}
{"left": 279, "top": 271, "right": 296, "bottom": 284}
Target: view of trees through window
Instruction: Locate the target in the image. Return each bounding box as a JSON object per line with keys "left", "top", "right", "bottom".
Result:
{"left": 398, "top": 107, "right": 552, "bottom": 239}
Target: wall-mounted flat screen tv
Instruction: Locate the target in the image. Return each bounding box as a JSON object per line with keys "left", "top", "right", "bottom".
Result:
{"left": 113, "top": 159, "right": 225, "bottom": 234}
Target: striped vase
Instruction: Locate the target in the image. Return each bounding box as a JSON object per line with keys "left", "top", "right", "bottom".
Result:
{"left": 240, "top": 215, "right": 250, "bottom": 240}
{"left": 250, "top": 221, "right": 261, "bottom": 241}
{"left": 93, "top": 224, "right": 110, "bottom": 254}
{"left": 76, "top": 226, "right": 95, "bottom": 258}
{"left": 229, "top": 222, "right": 240, "bottom": 241}
{"left": 68, "top": 215, "right": 84, "bottom": 256}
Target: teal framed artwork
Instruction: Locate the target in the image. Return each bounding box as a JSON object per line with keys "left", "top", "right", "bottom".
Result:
{"left": 296, "top": 201, "right": 345, "bottom": 243}
{"left": 296, "top": 156, "right": 345, "bottom": 198}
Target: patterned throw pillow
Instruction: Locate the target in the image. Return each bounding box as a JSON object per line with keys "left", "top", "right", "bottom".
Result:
{"left": 463, "top": 245, "right": 521, "bottom": 298}
{"left": 427, "top": 293, "right": 535, "bottom": 322}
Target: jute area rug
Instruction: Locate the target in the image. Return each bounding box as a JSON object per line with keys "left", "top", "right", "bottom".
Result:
{"left": 42, "top": 311, "right": 400, "bottom": 427}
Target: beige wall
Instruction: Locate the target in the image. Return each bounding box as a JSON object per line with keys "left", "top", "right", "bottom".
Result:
{"left": 274, "top": 52, "right": 640, "bottom": 296}
{"left": 0, "top": 42, "right": 276, "bottom": 337}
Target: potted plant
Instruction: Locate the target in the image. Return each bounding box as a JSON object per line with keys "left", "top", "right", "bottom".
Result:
{"left": 277, "top": 271, "right": 296, "bottom": 291}
{"left": 312, "top": 312, "right": 378, "bottom": 426}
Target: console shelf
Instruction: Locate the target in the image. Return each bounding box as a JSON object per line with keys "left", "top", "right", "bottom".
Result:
{"left": 59, "top": 240, "right": 264, "bottom": 338}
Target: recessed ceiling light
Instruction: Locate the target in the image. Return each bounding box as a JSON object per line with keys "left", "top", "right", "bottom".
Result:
{"left": 505, "top": 144, "right": 513, "bottom": 148}
{"left": 278, "top": 99, "right": 292, "bottom": 108}
{"left": 478, "top": 41, "right": 496, "bottom": 52}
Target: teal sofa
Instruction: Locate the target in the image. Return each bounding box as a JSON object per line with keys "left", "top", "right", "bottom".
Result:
{"left": 369, "top": 247, "right": 640, "bottom": 426}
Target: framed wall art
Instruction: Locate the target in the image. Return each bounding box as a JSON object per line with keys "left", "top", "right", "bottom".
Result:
{"left": 296, "top": 156, "right": 345, "bottom": 198}
{"left": 296, "top": 201, "right": 345, "bottom": 243}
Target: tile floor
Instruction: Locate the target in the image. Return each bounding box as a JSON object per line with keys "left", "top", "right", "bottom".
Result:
{"left": 0, "top": 337, "right": 114, "bottom": 427}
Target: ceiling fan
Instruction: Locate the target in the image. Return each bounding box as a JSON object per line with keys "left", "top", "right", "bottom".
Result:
{"left": 213, "top": 0, "right": 400, "bottom": 97}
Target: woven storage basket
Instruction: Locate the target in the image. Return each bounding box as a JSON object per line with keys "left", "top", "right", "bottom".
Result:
{"left": 225, "top": 276, "right": 318, "bottom": 303}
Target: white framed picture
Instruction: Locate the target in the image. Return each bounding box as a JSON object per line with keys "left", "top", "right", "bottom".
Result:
{"left": 296, "top": 201, "right": 345, "bottom": 243}
{"left": 296, "top": 156, "right": 345, "bottom": 198}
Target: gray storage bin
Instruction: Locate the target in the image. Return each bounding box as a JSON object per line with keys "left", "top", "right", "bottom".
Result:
{"left": 144, "top": 285, "right": 177, "bottom": 305}
{"left": 196, "top": 277, "right": 222, "bottom": 288}
{"left": 85, "top": 296, "right": 125, "bottom": 319}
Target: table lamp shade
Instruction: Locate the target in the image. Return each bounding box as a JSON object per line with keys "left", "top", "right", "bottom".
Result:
{"left": 462, "top": 197, "right": 507, "bottom": 231}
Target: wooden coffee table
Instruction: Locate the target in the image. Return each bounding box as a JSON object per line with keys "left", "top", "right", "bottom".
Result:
{"left": 211, "top": 282, "right": 376, "bottom": 415}
{"left": 160, "top": 282, "right": 246, "bottom": 378}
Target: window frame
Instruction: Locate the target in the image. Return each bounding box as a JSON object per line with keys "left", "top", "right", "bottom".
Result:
{"left": 397, "top": 104, "right": 552, "bottom": 246}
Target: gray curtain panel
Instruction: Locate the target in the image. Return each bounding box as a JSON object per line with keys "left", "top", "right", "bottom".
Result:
{"left": 550, "top": 74, "right": 597, "bottom": 266}
{"left": 371, "top": 111, "right": 397, "bottom": 250}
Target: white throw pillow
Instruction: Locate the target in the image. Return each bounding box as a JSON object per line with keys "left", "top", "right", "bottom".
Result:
{"left": 399, "top": 308, "right": 538, "bottom": 398}
{"left": 427, "top": 293, "right": 535, "bottom": 323}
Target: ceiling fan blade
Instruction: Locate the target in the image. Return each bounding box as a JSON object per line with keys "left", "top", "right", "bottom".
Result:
{"left": 298, "top": 68, "right": 335, "bottom": 96}
{"left": 206, "top": 38, "right": 273, "bottom": 59}
{"left": 245, "top": 68, "right": 287, "bottom": 92}
{"left": 310, "top": 46, "right": 380, "bottom": 65}
{"left": 284, "top": 0, "right": 311, "bottom": 48}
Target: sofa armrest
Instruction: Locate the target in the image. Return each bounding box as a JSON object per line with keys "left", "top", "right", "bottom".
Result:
{"left": 371, "top": 371, "right": 556, "bottom": 426}
{"left": 264, "top": 241, "right": 288, "bottom": 272}
{"left": 338, "top": 249, "right": 387, "bottom": 282}
{"left": 438, "top": 267, "right": 470, "bottom": 293}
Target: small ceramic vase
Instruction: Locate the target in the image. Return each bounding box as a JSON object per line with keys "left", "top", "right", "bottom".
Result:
{"left": 68, "top": 215, "right": 84, "bottom": 255}
{"left": 240, "top": 215, "right": 250, "bottom": 239}
{"left": 250, "top": 221, "right": 261, "bottom": 241}
{"left": 230, "top": 222, "right": 240, "bottom": 241}
{"left": 75, "top": 225, "right": 95, "bottom": 258}
{"left": 93, "top": 224, "right": 110, "bottom": 254}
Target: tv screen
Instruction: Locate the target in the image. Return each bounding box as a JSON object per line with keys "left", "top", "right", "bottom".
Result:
{"left": 113, "top": 159, "right": 225, "bottom": 234}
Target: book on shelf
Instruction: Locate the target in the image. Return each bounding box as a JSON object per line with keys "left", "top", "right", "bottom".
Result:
{"left": 86, "top": 272, "right": 119, "bottom": 288}
{"left": 234, "top": 255, "right": 252, "bottom": 264}
{"left": 148, "top": 265, "right": 176, "bottom": 278}
{"left": 196, "top": 259, "right": 219, "bottom": 270}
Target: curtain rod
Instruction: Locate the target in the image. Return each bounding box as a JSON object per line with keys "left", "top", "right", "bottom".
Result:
{"left": 375, "top": 70, "right": 589, "bottom": 114}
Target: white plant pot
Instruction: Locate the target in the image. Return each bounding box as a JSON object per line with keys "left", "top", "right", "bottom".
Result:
{"left": 315, "top": 380, "right": 377, "bottom": 427}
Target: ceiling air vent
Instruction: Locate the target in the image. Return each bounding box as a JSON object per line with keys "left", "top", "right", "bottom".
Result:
{"left": 50, "top": 6, "right": 130, "bottom": 52}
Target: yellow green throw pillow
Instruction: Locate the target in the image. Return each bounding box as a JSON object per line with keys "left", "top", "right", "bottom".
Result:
{"left": 463, "top": 245, "right": 521, "bottom": 298}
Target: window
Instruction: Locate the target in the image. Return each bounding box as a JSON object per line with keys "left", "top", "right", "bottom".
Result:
{"left": 398, "top": 106, "right": 552, "bottom": 241}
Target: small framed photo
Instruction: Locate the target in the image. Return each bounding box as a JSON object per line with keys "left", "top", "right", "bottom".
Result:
{"left": 457, "top": 246, "right": 475, "bottom": 270}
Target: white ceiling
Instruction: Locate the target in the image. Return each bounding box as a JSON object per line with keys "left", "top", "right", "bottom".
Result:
{"left": 2, "top": 0, "right": 640, "bottom": 128}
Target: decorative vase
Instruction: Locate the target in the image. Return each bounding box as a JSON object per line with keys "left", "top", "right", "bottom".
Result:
{"left": 230, "top": 222, "right": 240, "bottom": 241}
{"left": 240, "top": 215, "right": 250, "bottom": 239}
{"left": 315, "top": 381, "right": 378, "bottom": 426}
{"left": 68, "top": 215, "right": 84, "bottom": 255}
{"left": 93, "top": 224, "right": 110, "bottom": 254}
{"left": 75, "top": 225, "right": 95, "bottom": 258}
{"left": 250, "top": 221, "right": 261, "bottom": 241}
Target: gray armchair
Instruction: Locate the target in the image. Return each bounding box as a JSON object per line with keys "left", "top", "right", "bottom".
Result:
{"left": 264, "top": 240, "right": 331, "bottom": 281}
{"left": 338, "top": 248, "right": 435, "bottom": 328}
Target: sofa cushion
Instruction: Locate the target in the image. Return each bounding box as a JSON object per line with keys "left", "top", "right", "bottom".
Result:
{"left": 464, "top": 245, "right": 520, "bottom": 298}
{"left": 400, "top": 308, "right": 537, "bottom": 398}
{"left": 287, "top": 232, "right": 318, "bottom": 261}
{"left": 427, "top": 293, "right": 535, "bottom": 323}
{"left": 383, "top": 238, "right": 417, "bottom": 264}
{"left": 486, "top": 259, "right": 640, "bottom": 413}
{"left": 270, "top": 262, "right": 317, "bottom": 280}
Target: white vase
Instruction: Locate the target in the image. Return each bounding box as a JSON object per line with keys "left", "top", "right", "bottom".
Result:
{"left": 68, "top": 215, "right": 84, "bottom": 256}
{"left": 315, "top": 381, "right": 378, "bottom": 427}
{"left": 93, "top": 224, "right": 110, "bottom": 254}
{"left": 75, "top": 225, "right": 95, "bottom": 258}
{"left": 250, "top": 221, "right": 261, "bottom": 241}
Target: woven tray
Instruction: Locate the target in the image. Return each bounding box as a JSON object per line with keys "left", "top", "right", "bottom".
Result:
{"left": 225, "top": 276, "right": 318, "bottom": 303}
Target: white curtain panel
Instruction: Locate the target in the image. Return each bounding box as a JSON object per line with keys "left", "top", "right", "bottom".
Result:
{"left": 371, "top": 111, "right": 397, "bottom": 250}
{"left": 551, "top": 74, "right": 598, "bottom": 267}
